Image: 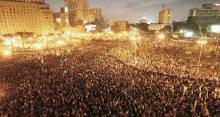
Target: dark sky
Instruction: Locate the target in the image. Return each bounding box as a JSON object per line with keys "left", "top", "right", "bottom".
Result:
{"left": 45, "top": 0, "right": 219, "bottom": 23}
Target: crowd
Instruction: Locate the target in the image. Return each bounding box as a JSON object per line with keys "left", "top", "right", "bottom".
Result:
{"left": 112, "top": 37, "right": 220, "bottom": 80}
{"left": 0, "top": 39, "right": 219, "bottom": 117}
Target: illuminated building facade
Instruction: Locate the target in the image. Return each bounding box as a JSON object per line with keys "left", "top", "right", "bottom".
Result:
{"left": 110, "top": 21, "right": 129, "bottom": 32}
{"left": 65, "top": 0, "right": 89, "bottom": 25}
{"left": 189, "top": 4, "right": 220, "bottom": 17}
{"left": 86, "top": 8, "right": 103, "bottom": 23}
{"left": 54, "top": 8, "right": 67, "bottom": 29}
{"left": 0, "top": 0, "right": 55, "bottom": 35}
{"left": 148, "top": 23, "right": 167, "bottom": 31}
{"left": 147, "top": 9, "right": 173, "bottom": 32}
{"left": 159, "top": 9, "right": 173, "bottom": 25}
{"left": 187, "top": 4, "right": 220, "bottom": 34}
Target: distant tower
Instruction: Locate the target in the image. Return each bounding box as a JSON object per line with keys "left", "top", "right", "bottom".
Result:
{"left": 159, "top": 9, "right": 173, "bottom": 25}
{"left": 159, "top": 0, "right": 173, "bottom": 25}
{"left": 65, "top": 0, "right": 89, "bottom": 25}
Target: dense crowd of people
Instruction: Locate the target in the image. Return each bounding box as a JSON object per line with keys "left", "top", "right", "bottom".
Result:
{"left": 0, "top": 39, "right": 219, "bottom": 117}
{"left": 112, "top": 37, "right": 220, "bottom": 80}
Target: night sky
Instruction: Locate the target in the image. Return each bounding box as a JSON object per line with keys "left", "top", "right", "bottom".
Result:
{"left": 45, "top": 0, "right": 219, "bottom": 23}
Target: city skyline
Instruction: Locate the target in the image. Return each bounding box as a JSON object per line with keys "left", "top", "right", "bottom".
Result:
{"left": 46, "top": 0, "right": 217, "bottom": 23}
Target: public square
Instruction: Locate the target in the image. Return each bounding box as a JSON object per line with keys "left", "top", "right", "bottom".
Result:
{"left": 1, "top": 0, "right": 220, "bottom": 116}
{"left": 0, "top": 34, "right": 219, "bottom": 116}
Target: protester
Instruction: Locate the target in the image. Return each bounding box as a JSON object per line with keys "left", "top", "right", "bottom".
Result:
{"left": 0, "top": 39, "right": 219, "bottom": 117}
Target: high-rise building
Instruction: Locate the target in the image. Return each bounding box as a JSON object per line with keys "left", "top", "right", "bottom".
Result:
{"left": 65, "top": 0, "right": 89, "bottom": 25}
{"left": 110, "top": 21, "right": 129, "bottom": 32}
{"left": 86, "top": 8, "right": 103, "bottom": 23}
{"left": 40, "top": 4, "right": 55, "bottom": 34}
{"left": 147, "top": 9, "right": 173, "bottom": 32}
{"left": 159, "top": 9, "right": 173, "bottom": 25}
{"left": 54, "top": 7, "right": 71, "bottom": 31}
{"left": 187, "top": 3, "right": 220, "bottom": 33}
{"left": 54, "top": 8, "right": 68, "bottom": 29}
{"left": 0, "top": 0, "right": 55, "bottom": 35}
{"left": 189, "top": 4, "right": 220, "bottom": 17}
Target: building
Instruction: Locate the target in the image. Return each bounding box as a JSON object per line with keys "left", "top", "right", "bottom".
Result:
{"left": 190, "top": 4, "right": 220, "bottom": 17}
{"left": 110, "top": 21, "right": 129, "bottom": 32}
{"left": 148, "top": 23, "right": 167, "bottom": 31}
{"left": 64, "top": 0, "right": 104, "bottom": 26}
{"left": 40, "top": 4, "right": 55, "bottom": 34}
{"left": 147, "top": 9, "right": 174, "bottom": 32}
{"left": 187, "top": 4, "right": 220, "bottom": 33}
{"left": 65, "top": 0, "right": 89, "bottom": 25}
{"left": 159, "top": 9, "right": 173, "bottom": 25}
{"left": 173, "top": 21, "right": 187, "bottom": 32}
{"left": 0, "top": 0, "right": 55, "bottom": 35}
{"left": 86, "top": 8, "right": 103, "bottom": 24}
{"left": 54, "top": 7, "right": 69, "bottom": 29}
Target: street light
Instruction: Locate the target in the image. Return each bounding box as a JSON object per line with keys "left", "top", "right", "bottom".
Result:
{"left": 180, "top": 29, "right": 184, "bottom": 34}
{"left": 158, "top": 33, "right": 166, "bottom": 40}
{"left": 184, "top": 31, "right": 194, "bottom": 38}
{"left": 129, "top": 32, "right": 141, "bottom": 65}
{"left": 196, "top": 39, "right": 207, "bottom": 75}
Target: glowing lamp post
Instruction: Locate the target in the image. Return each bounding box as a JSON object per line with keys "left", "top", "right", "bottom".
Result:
{"left": 196, "top": 39, "right": 207, "bottom": 75}
{"left": 184, "top": 31, "right": 194, "bottom": 38}
{"left": 129, "top": 30, "right": 141, "bottom": 65}
{"left": 158, "top": 33, "right": 166, "bottom": 40}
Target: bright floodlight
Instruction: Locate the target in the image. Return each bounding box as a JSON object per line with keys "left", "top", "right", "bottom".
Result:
{"left": 211, "top": 25, "right": 220, "bottom": 33}
{"left": 2, "top": 50, "right": 12, "bottom": 57}
{"left": 184, "top": 31, "right": 194, "bottom": 37}
{"left": 158, "top": 33, "right": 166, "bottom": 40}
{"left": 65, "top": 7, "right": 69, "bottom": 13}
{"left": 180, "top": 29, "right": 184, "bottom": 34}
